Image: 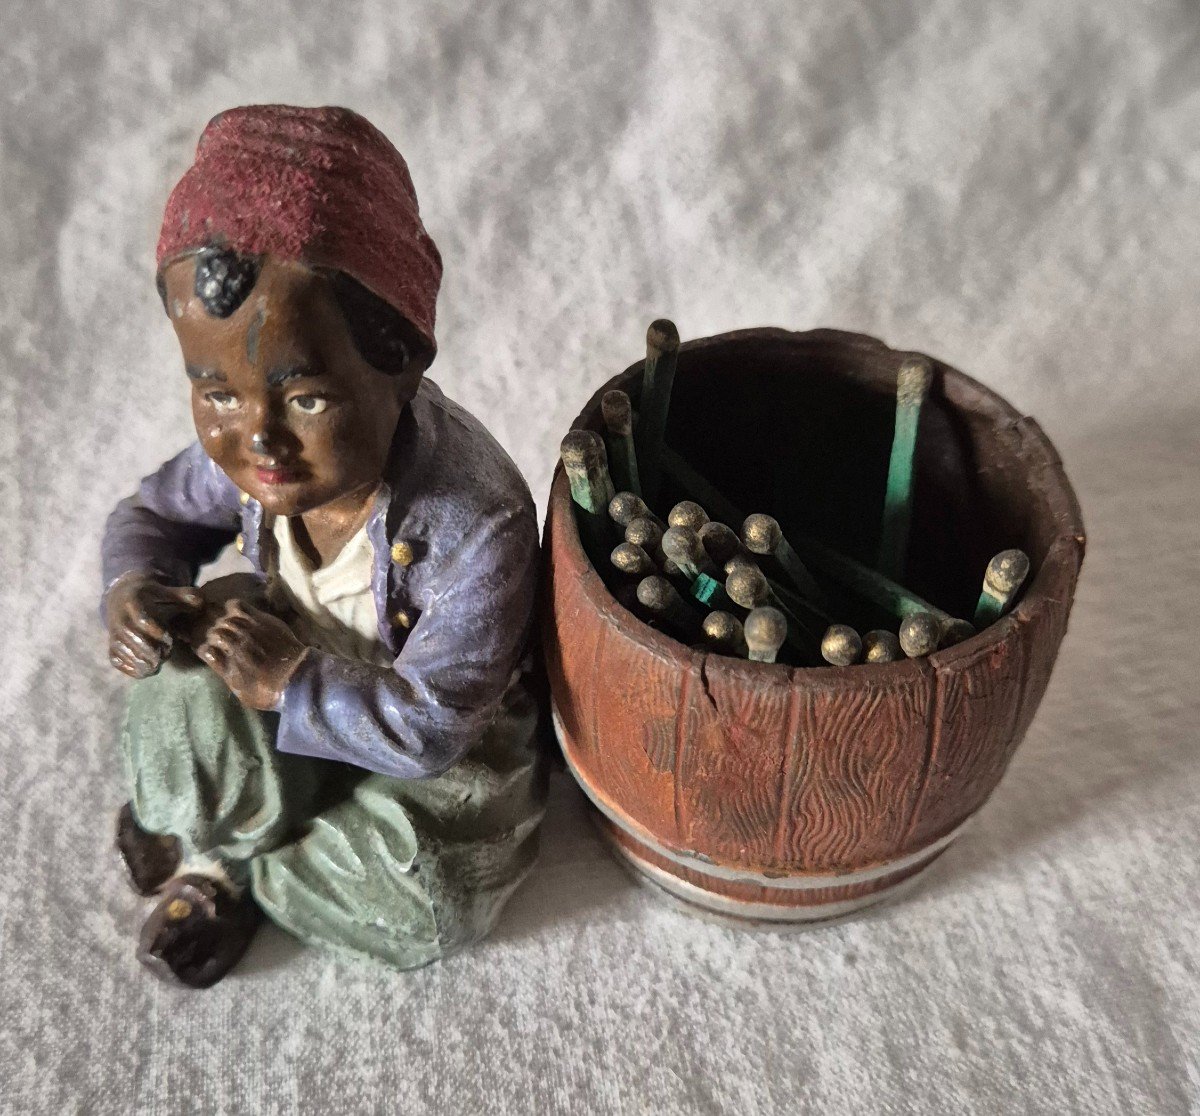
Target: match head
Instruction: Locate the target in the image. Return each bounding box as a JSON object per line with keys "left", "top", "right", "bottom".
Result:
{"left": 668, "top": 500, "right": 708, "bottom": 532}
{"left": 625, "top": 515, "right": 663, "bottom": 551}
{"left": 725, "top": 564, "right": 769, "bottom": 609}
{"left": 898, "top": 612, "right": 940, "bottom": 658}
{"left": 609, "top": 491, "right": 651, "bottom": 527}
{"left": 820, "top": 624, "right": 862, "bottom": 667}
{"left": 699, "top": 521, "right": 742, "bottom": 566}
{"left": 862, "top": 630, "right": 902, "bottom": 663}
{"left": 741, "top": 513, "right": 782, "bottom": 556}
{"left": 984, "top": 549, "right": 1031, "bottom": 597}
{"left": 702, "top": 610, "right": 743, "bottom": 646}
{"left": 939, "top": 618, "right": 976, "bottom": 647}
{"left": 559, "top": 429, "right": 605, "bottom": 470}
{"left": 744, "top": 607, "right": 788, "bottom": 660}
{"left": 646, "top": 318, "right": 680, "bottom": 356}
{"left": 896, "top": 355, "right": 934, "bottom": 406}
{"left": 661, "top": 526, "right": 704, "bottom": 568}
{"left": 600, "top": 389, "right": 634, "bottom": 436}
{"left": 611, "top": 542, "right": 655, "bottom": 577}
{"left": 724, "top": 552, "right": 758, "bottom": 577}
{"left": 636, "top": 575, "right": 678, "bottom": 613}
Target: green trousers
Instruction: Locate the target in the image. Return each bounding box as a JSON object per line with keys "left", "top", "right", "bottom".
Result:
{"left": 120, "top": 648, "right": 546, "bottom": 971}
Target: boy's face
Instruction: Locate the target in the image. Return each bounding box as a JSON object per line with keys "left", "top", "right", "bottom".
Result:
{"left": 163, "top": 256, "right": 415, "bottom": 518}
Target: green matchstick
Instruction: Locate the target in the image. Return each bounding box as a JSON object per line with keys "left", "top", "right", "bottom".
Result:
{"left": 601, "top": 389, "right": 642, "bottom": 497}
{"left": 561, "top": 430, "right": 617, "bottom": 562}
{"left": 636, "top": 319, "right": 680, "bottom": 506}
{"left": 973, "top": 549, "right": 1031, "bottom": 629}
{"left": 877, "top": 356, "right": 934, "bottom": 581}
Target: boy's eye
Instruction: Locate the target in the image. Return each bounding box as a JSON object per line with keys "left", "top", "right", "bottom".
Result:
{"left": 289, "top": 395, "right": 328, "bottom": 415}
{"left": 205, "top": 391, "right": 239, "bottom": 412}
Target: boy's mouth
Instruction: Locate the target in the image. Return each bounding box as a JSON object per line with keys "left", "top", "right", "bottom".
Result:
{"left": 255, "top": 465, "right": 302, "bottom": 486}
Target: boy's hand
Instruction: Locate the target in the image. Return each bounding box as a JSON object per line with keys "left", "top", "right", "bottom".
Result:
{"left": 106, "top": 575, "right": 205, "bottom": 679}
{"left": 195, "top": 600, "right": 309, "bottom": 710}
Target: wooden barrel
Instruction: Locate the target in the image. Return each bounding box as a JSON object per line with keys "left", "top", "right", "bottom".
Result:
{"left": 542, "top": 328, "right": 1085, "bottom": 924}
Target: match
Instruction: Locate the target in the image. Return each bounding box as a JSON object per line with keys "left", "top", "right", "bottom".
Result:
{"left": 698, "top": 521, "right": 746, "bottom": 568}
{"left": 636, "top": 318, "right": 680, "bottom": 506}
{"left": 877, "top": 355, "right": 934, "bottom": 581}
{"left": 668, "top": 500, "right": 708, "bottom": 533}
{"left": 725, "top": 563, "right": 818, "bottom": 658}
{"left": 601, "top": 389, "right": 642, "bottom": 497}
{"left": 701, "top": 611, "right": 748, "bottom": 658}
{"left": 939, "top": 617, "right": 976, "bottom": 648}
{"left": 610, "top": 542, "right": 657, "bottom": 579}
{"left": 744, "top": 607, "right": 788, "bottom": 664}
{"left": 609, "top": 491, "right": 654, "bottom": 530}
{"left": 625, "top": 515, "right": 681, "bottom": 578}
{"left": 661, "top": 526, "right": 719, "bottom": 582}
{"left": 637, "top": 575, "right": 697, "bottom": 641}
{"left": 862, "top": 630, "right": 902, "bottom": 663}
{"left": 820, "top": 624, "right": 863, "bottom": 667}
{"left": 974, "top": 549, "right": 1031, "bottom": 629}
{"left": 898, "top": 612, "right": 941, "bottom": 658}
{"left": 742, "top": 512, "right": 828, "bottom": 609}
{"left": 561, "top": 429, "right": 617, "bottom": 558}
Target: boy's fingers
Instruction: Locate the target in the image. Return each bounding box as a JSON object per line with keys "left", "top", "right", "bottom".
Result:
{"left": 120, "top": 625, "right": 167, "bottom": 659}
{"left": 127, "top": 608, "right": 169, "bottom": 643}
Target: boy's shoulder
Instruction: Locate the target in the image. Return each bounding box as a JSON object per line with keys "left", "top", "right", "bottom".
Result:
{"left": 385, "top": 378, "right": 537, "bottom": 548}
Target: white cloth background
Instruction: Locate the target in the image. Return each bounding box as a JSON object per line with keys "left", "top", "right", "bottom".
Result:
{"left": 1, "top": 1, "right": 1197, "bottom": 1112}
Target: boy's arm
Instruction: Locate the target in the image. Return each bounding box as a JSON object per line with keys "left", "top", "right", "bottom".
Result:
{"left": 101, "top": 442, "right": 243, "bottom": 613}
{"left": 274, "top": 502, "right": 539, "bottom": 779}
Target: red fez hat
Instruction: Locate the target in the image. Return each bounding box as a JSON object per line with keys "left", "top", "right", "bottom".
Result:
{"left": 157, "top": 104, "right": 442, "bottom": 364}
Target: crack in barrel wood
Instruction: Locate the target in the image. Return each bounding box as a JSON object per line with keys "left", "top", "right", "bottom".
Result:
{"left": 542, "top": 328, "right": 1084, "bottom": 922}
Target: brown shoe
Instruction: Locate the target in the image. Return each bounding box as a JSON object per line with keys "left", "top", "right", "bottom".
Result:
{"left": 137, "top": 874, "right": 261, "bottom": 988}
{"left": 115, "top": 802, "right": 181, "bottom": 896}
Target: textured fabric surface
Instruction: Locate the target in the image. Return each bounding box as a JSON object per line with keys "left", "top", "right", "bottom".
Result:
{"left": 1, "top": 2, "right": 1197, "bottom": 1113}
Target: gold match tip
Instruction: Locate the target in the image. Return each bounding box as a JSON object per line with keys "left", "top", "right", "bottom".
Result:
{"left": 668, "top": 500, "right": 708, "bottom": 531}
{"left": 637, "top": 575, "right": 676, "bottom": 612}
{"left": 560, "top": 429, "right": 604, "bottom": 468}
{"left": 821, "top": 624, "right": 862, "bottom": 667}
{"left": 702, "top": 610, "right": 741, "bottom": 643}
{"left": 863, "top": 630, "right": 902, "bottom": 663}
{"left": 984, "top": 549, "right": 1031, "bottom": 596}
{"left": 741, "top": 513, "right": 782, "bottom": 555}
{"left": 601, "top": 390, "right": 633, "bottom": 434}
{"left": 939, "top": 618, "right": 976, "bottom": 647}
{"left": 625, "top": 515, "right": 663, "bottom": 549}
{"left": 661, "top": 526, "right": 704, "bottom": 566}
{"left": 897, "top": 355, "right": 934, "bottom": 405}
{"left": 744, "top": 607, "right": 787, "bottom": 653}
{"left": 725, "top": 564, "right": 769, "bottom": 609}
{"left": 611, "top": 542, "right": 653, "bottom": 576}
{"left": 899, "top": 612, "right": 941, "bottom": 658}
{"left": 647, "top": 318, "right": 680, "bottom": 355}
{"left": 609, "top": 491, "right": 649, "bottom": 526}
{"left": 724, "top": 552, "right": 757, "bottom": 576}
{"left": 699, "top": 521, "right": 740, "bottom": 565}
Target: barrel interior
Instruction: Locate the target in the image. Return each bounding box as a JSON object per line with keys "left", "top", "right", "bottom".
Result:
{"left": 612, "top": 334, "right": 1057, "bottom": 631}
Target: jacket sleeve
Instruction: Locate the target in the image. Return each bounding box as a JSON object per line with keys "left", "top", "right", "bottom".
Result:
{"left": 274, "top": 502, "right": 540, "bottom": 779}
{"left": 100, "top": 442, "right": 243, "bottom": 613}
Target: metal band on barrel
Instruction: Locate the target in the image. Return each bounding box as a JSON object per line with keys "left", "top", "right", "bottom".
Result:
{"left": 552, "top": 702, "right": 968, "bottom": 893}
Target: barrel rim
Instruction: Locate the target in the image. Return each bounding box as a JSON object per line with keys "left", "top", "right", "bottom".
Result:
{"left": 547, "top": 326, "right": 1086, "bottom": 682}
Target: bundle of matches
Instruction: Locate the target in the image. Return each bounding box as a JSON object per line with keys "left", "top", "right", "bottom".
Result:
{"left": 562, "top": 321, "right": 1035, "bottom": 668}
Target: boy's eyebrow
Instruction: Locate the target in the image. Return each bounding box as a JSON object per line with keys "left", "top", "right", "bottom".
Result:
{"left": 185, "top": 363, "right": 226, "bottom": 383}
{"left": 266, "top": 363, "right": 324, "bottom": 386}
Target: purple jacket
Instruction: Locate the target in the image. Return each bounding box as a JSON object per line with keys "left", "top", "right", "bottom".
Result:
{"left": 101, "top": 379, "right": 540, "bottom": 780}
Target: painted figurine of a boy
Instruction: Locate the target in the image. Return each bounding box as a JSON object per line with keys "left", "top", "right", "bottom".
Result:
{"left": 101, "top": 105, "right": 545, "bottom": 987}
